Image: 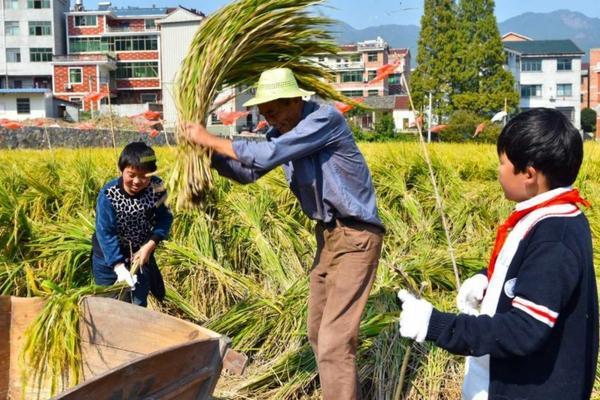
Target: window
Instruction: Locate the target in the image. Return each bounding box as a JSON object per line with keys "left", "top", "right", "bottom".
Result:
{"left": 13, "top": 80, "right": 23, "bottom": 88}
{"left": 341, "top": 90, "right": 363, "bottom": 97}
{"left": 69, "top": 97, "right": 83, "bottom": 107}
{"left": 388, "top": 74, "right": 401, "bottom": 84}
{"left": 350, "top": 54, "right": 361, "bottom": 62}
{"left": 5, "top": 0, "right": 19, "bottom": 9}
{"left": 113, "top": 36, "right": 158, "bottom": 52}
{"left": 521, "top": 59, "right": 542, "bottom": 72}
{"left": 140, "top": 93, "right": 157, "bottom": 103}
{"left": 69, "top": 68, "right": 83, "bottom": 84}
{"left": 368, "top": 90, "right": 379, "bottom": 97}
{"left": 557, "top": 107, "right": 574, "bottom": 122}
{"left": 29, "top": 21, "right": 51, "bottom": 36}
{"left": 116, "top": 62, "right": 159, "bottom": 79}
{"left": 367, "top": 52, "right": 378, "bottom": 62}
{"left": 557, "top": 58, "right": 572, "bottom": 71}
{"left": 6, "top": 48, "right": 21, "bottom": 63}
{"left": 27, "top": 0, "right": 50, "bottom": 8}
{"left": 367, "top": 70, "right": 377, "bottom": 81}
{"left": 145, "top": 19, "right": 156, "bottom": 30}
{"left": 211, "top": 113, "right": 221, "bottom": 125}
{"left": 30, "top": 48, "right": 52, "bottom": 62}
{"left": 16, "top": 98, "right": 30, "bottom": 114}
{"left": 74, "top": 15, "right": 97, "bottom": 27}
{"left": 317, "top": 56, "right": 325, "bottom": 62}
{"left": 5, "top": 21, "right": 19, "bottom": 36}
{"left": 520, "top": 85, "right": 541, "bottom": 98}
{"left": 340, "top": 71, "right": 363, "bottom": 83}
{"left": 69, "top": 37, "right": 111, "bottom": 53}
{"left": 556, "top": 84, "right": 572, "bottom": 97}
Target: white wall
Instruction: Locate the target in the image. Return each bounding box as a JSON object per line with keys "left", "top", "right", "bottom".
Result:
{"left": 393, "top": 109, "right": 416, "bottom": 131}
{"left": 0, "top": 92, "right": 52, "bottom": 120}
{"left": 519, "top": 57, "right": 582, "bottom": 129}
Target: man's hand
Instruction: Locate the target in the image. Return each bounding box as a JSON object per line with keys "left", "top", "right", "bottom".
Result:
{"left": 456, "top": 274, "right": 488, "bottom": 315}
{"left": 185, "top": 123, "right": 238, "bottom": 160}
{"left": 397, "top": 289, "right": 433, "bottom": 343}
{"left": 114, "top": 263, "right": 137, "bottom": 288}
{"left": 133, "top": 240, "right": 157, "bottom": 269}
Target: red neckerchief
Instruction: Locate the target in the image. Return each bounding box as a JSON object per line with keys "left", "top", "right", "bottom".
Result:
{"left": 487, "top": 189, "right": 590, "bottom": 280}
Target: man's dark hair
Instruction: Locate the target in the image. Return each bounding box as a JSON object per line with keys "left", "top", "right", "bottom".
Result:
{"left": 118, "top": 142, "right": 157, "bottom": 172}
{"left": 497, "top": 108, "right": 583, "bottom": 189}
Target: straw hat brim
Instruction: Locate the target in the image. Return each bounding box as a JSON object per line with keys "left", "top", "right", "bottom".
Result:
{"left": 243, "top": 88, "right": 315, "bottom": 107}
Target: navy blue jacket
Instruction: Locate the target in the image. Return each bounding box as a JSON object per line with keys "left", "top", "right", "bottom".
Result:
{"left": 427, "top": 214, "right": 598, "bottom": 399}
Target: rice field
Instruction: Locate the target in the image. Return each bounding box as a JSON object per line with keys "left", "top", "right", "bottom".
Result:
{"left": 0, "top": 142, "right": 599, "bottom": 399}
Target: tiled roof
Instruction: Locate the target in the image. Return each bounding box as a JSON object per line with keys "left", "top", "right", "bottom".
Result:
{"left": 503, "top": 40, "right": 584, "bottom": 56}
{"left": 390, "top": 48, "right": 408, "bottom": 55}
{"left": 363, "top": 95, "right": 410, "bottom": 110}
{"left": 394, "top": 96, "right": 410, "bottom": 110}
{"left": 340, "top": 44, "right": 358, "bottom": 52}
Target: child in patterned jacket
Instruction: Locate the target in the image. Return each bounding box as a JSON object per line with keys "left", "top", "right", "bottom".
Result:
{"left": 398, "top": 108, "right": 598, "bottom": 400}
{"left": 92, "top": 142, "right": 173, "bottom": 307}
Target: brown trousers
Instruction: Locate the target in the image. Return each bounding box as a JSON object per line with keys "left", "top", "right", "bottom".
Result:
{"left": 308, "top": 220, "right": 383, "bottom": 400}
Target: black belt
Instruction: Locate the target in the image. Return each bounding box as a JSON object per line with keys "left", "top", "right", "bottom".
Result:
{"left": 320, "top": 217, "right": 384, "bottom": 234}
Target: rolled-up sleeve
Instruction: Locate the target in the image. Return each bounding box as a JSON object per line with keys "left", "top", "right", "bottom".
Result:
{"left": 232, "top": 107, "right": 340, "bottom": 170}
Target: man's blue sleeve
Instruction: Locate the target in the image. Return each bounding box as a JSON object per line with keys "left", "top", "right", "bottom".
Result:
{"left": 211, "top": 153, "right": 271, "bottom": 184}
{"left": 95, "top": 190, "right": 125, "bottom": 267}
{"left": 232, "top": 106, "right": 341, "bottom": 170}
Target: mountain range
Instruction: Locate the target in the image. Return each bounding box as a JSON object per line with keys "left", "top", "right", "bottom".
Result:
{"left": 331, "top": 10, "right": 600, "bottom": 64}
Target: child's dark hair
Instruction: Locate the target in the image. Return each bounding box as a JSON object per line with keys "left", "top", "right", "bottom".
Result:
{"left": 118, "top": 142, "right": 157, "bottom": 172}
{"left": 497, "top": 108, "right": 583, "bottom": 189}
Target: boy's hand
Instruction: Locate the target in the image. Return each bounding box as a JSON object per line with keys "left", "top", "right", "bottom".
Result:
{"left": 133, "top": 240, "right": 157, "bottom": 269}
{"left": 397, "top": 289, "right": 433, "bottom": 343}
{"left": 114, "top": 263, "right": 137, "bottom": 288}
{"left": 456, "top": 274, "right": 488, "bottom": 315}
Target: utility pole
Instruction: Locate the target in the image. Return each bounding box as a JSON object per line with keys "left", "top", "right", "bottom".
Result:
{"left": 427, "top": 92, "right": 432, "bottom": 143}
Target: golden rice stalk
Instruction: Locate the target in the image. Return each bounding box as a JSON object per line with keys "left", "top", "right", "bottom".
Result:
{"left": 168, "top": 0, "right": 355, "bottom": 210}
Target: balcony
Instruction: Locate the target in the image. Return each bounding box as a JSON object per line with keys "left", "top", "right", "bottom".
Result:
{"left": 326, "top": 61, "right": 364, "bottom": 71}
{"left": 105, "top": 26, "right": 159, "bottom": 34}
{"left": 53, "top": 54, "right": 117, "bottom": 69}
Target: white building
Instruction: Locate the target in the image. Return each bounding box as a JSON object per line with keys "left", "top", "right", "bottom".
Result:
{"left": 503, "top": 36, "right": 585, "bottom": 129}
{"left": 0, "top": 0, "right": 69, "bottom": 90}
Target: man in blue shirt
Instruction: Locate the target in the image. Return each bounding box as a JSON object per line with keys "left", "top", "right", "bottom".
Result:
{"left": 187, "top": 68, "right": 384, "bottom": 400}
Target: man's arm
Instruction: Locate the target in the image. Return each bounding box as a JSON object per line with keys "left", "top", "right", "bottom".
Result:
{"left": 186, "top": 123, "right": 238, "bottom": 159}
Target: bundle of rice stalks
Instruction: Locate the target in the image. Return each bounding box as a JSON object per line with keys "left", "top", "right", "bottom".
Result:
{"left": 168, "top": 0, "right": 356, "bottom": 210}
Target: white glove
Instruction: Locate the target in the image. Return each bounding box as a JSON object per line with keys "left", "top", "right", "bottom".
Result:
{"left": 456, "top": 274, "right": 488, "bottom": 315}
{"left": 114, "top": 263, "right": 137, "bottom": 289}
{"left": 397, "top": 289, "right": 433, "bottom": 343}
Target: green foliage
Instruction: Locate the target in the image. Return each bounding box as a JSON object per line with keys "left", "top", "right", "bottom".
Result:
{"left": 2, "top": 144, "right": 600, "bottom": 398}
{"left": 582, "top": 108, "right": 597, "bottom": 133}
{"left": 442, "top": 110, "right": 502, "bottom": 143}
{"left": 374, "top": 113, "right": 395, "bottom": 136}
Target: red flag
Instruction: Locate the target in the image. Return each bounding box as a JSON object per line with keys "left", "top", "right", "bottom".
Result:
{"left": 149, "top": 129, "right": 160, "bottom": 138}
{"left": 254, "top": 120, "right": 268, "bottom": 132}
{"left": 368, "top": 62, "right": 400, "bottom": 84}
{"left": 84, "top": 92, "right": 107, "bottom": 102}
{"left": 1, "top": 120, "right": 24, "bottom": 130}
{"left": 474, "top": 122, "right": 486, "bottom": 137}
{"left": 410, "top": 115, "right": 424, "bottom": 129}
{"left": 143, "top": 111, "right": 161, "bottom": 121}
{"left": 429, "top": 124, "right": 448, "bottom": 133}
{"left": 218, "top": 111, "right": 249, "bottom": 126}
{"left": 335, "top": 102, "right": 354, "bottom": 114}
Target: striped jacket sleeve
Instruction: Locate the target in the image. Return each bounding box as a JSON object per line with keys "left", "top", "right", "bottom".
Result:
{"left": 427, "top": 239, "right": 581, "bottom": 358}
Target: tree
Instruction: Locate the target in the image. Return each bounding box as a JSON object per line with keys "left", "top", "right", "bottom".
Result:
{"left": 410, "top": 0, "right": 462, "bottom": 119}
{"left": 452, "top": 0, "right": 519, "bottom": 115}
{"left": 581, "top": 108, "right": 597, "bottom": 133}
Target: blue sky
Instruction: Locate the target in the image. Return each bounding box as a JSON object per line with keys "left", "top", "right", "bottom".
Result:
{"left": 88, "top": 0, "right": 600, "bottom": 29}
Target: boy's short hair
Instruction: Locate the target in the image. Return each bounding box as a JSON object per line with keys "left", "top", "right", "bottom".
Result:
{"left": 497, "top": 108, "right": 583, "bottom": 189}
{"left": 118, "top": 142, "right": 157, "bottom": 172}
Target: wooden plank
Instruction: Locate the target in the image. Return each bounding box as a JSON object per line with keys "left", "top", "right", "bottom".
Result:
{"left": 54, "top": 339, "right": 223, "bottom": 400}
{"left": 8, "top": 297, "right": 48, "bottom": 400}
{"left": 80, "top": 343, "right": 144, "bottom": 378}
{"left": 223, "top": 349, "right": 248, "bottom": 376}
{"left": 79, "top": 297, "right": 220, "bottom": 355}
{"left": 0, "top": 297, "right": 11, "bottom": 399}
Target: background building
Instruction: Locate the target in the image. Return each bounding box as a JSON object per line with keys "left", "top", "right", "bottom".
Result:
{"left": 52, "top": 1, "right": 167, "bottom": 112}
{"left": 503, "top": 36, "right": 584, "bottom": 129}
{"left": 0, "top": 0, "right": 69, "bottom": 89}
{"left": 311, "top": 37, "right": 411, "bottom": 98}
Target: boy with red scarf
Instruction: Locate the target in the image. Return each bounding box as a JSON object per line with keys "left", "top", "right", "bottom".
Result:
{"left": 398, "top": 108, "right": 598, "bottom": 400}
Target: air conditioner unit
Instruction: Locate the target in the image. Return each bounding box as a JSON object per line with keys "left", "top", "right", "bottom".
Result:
{"left": 65, "top": 83, "right": 72, "bottom": 90}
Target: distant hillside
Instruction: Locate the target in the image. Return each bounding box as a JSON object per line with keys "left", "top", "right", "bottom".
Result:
{"left": 332, "top": 10, "right": 600, "bottom": 64}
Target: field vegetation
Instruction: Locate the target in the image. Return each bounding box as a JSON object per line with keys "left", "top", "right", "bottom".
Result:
{"left": 1, "top": 142, "right": 598, "bottom": 399}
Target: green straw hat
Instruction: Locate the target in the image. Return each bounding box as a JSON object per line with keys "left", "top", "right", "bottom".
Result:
{"left": 243, "top": 68, "right": 315, "bottom": 107}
